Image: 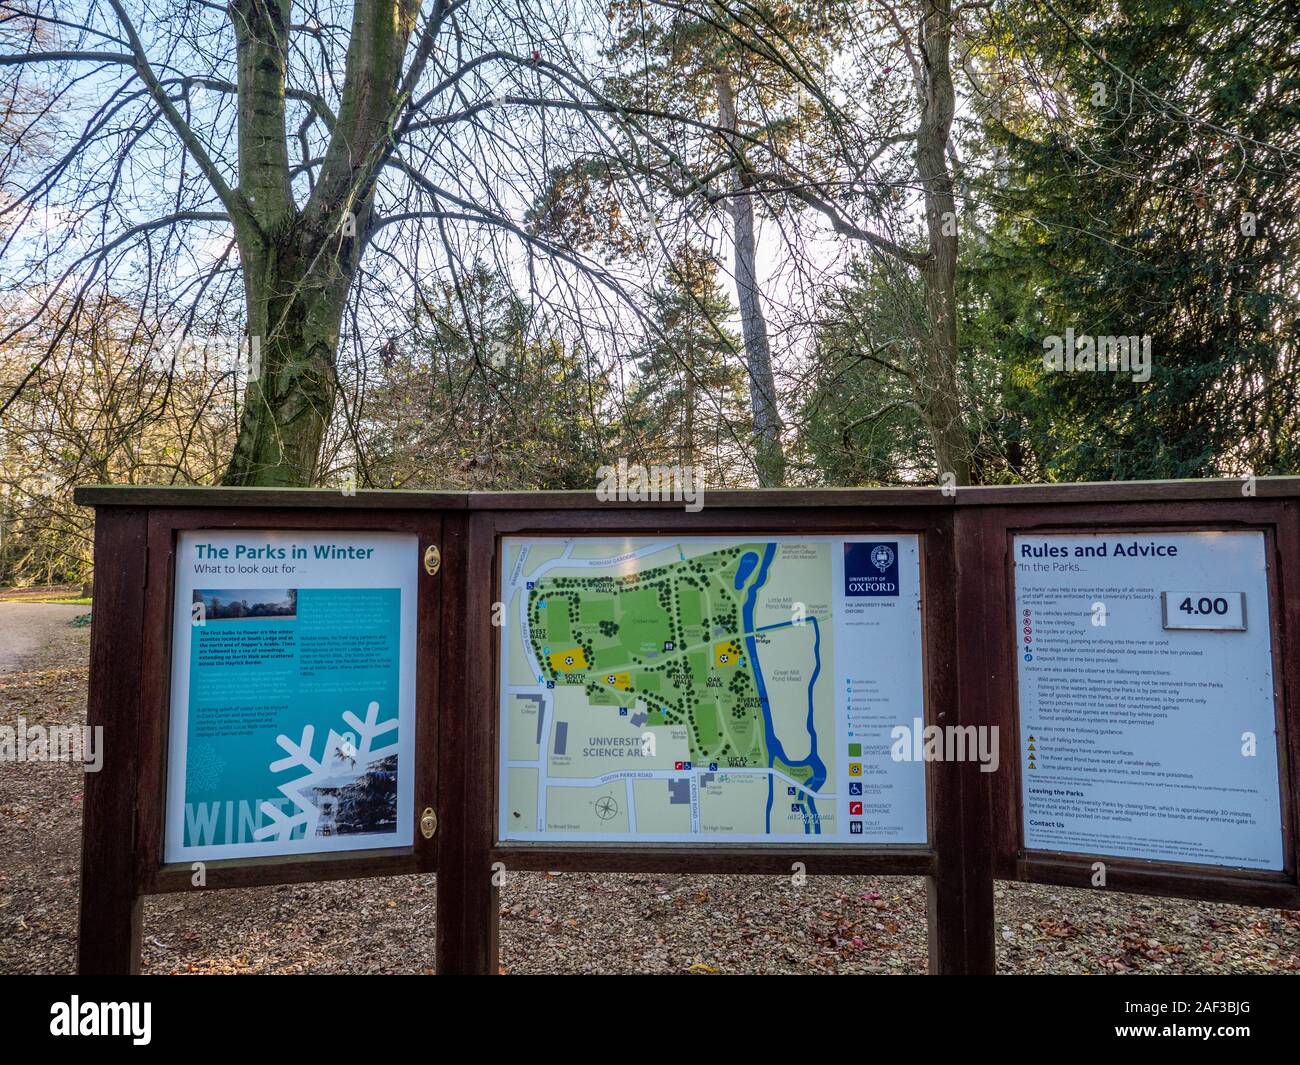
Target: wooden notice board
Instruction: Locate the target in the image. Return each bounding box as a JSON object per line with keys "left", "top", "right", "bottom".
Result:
{"left": 71, "top": 480, "right": 1300, "bottom": 975}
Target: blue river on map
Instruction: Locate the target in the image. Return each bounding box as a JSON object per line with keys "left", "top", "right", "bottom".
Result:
{"left": 738, "top": 543, "right": 827, "bottom": 834}
{"left": 733, "top": 550, "right": 758, "bottom": 589}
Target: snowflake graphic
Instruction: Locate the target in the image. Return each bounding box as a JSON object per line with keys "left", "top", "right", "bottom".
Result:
{"left": 251, "top": 700, "right": 399, "bottom": 843}
{"left": 188, "top": 741, "right": 226, "bottom": 791}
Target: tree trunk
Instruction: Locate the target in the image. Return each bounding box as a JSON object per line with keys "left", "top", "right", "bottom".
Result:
{"left": 683, "top": 363, "right": 696, "bottom": 470}
{"left": 222, "top": 233, "right": 356, "bottom": 486}
{"left": 716, "top": 70, "right": 786, "bottom": 488}
{"left": 914, "top": 0, "right": 975, "bottom": 485}
{"left": 219, "top": 0, "right": 421, "bottom": 487}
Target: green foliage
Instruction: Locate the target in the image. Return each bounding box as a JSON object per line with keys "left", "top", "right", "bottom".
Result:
{"left": 965, "top": 0, "right": 1300, "bottom": 480}
{"left": 362, "top": 264, "right": 617, "bottom": 490}
{"left": 795, "top": 258, "right": 934, "bottom": 483}
{"left": 623, "top": 245, "right": 749, "bottom": 480}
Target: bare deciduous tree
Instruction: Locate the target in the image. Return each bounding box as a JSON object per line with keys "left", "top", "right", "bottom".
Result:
{"left": 3, "top": 0, "right": 872, "bottom": 487}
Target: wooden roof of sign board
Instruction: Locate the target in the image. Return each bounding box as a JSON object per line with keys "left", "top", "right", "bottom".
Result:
{"left": 73, "top": 477, "right": 1300, "bottom": 510}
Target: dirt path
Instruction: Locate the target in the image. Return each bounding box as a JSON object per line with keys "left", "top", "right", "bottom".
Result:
{"left": 0, "top": 603, "right": 88, "bottom": 674}
{"left": 0, "top": 603, "right": 93, "bottom": 974}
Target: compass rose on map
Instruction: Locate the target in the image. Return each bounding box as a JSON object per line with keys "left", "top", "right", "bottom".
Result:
{"left": 594, "top": 795, "right": 620, "bottom": 821}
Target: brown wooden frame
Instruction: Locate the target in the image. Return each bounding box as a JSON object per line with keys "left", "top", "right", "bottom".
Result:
{"left": 71, "top": 480, "right": 1300, "bottom": 976}
{"left": 436, "top": 502, "right": 990, "bottom": 974}
{"left": 972, "top": 500, "right": 1300, "bottom": 909}
{"left": 75, "top": 493, "right": 458, "bottom": 973}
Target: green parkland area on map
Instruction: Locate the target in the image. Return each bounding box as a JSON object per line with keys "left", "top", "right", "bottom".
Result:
{"left": 498, "top": 537, "right": 843, "bottom": 843}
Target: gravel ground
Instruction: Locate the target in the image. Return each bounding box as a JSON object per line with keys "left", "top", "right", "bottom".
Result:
{"left": 1, "top": 603, "right": 1297, "bottom": 975}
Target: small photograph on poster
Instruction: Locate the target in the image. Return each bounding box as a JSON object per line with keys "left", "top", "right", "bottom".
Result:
{"left": 194, "top": 588, "right": 297, "bottom": 621}
{"left": 165, "top": 531, "right": 417, "bottom": 863}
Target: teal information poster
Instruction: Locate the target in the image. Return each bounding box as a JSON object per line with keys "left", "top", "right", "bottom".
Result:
{"left": 165, "top": 531, "right": 417, "bottom": 862}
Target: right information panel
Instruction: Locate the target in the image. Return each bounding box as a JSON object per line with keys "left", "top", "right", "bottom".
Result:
{"left": 1014, "top": 531, "right": 1285, "bottom": 870}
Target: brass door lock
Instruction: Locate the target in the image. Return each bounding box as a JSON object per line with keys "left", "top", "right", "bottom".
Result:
{"left": 420, "top": 806, "right": 438, "bottom": 839}
{"left": 423, "top": 544, "right": 441, "bottom": 576}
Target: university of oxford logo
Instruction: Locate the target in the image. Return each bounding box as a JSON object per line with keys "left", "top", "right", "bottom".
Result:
{"left": 845, "top": 541, "right": 900, "bottom": 597}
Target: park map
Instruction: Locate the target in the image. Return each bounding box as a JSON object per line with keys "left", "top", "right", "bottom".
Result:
{"left": 498, "top": 538, "right": 843, "bottom": 842}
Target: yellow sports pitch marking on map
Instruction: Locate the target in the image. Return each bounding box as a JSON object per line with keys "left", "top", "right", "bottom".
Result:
{"left": 601, "top": 671, "right": 631, "bottom": 690}
{"left": 713, "top": 640, "right": 742, "bottom": 666}
{"left": 549, "top": 647, "right": 588, "bottom": 672}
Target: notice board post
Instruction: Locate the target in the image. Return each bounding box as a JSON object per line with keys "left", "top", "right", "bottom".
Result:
{"left": 434, "top": 510, "right": 500, "bottom": 974}
{"left": 933, "top": 505, "right": 999, "bottom": 974}
{"left": 78, "top": 504, "right": 147, "bottom": 974}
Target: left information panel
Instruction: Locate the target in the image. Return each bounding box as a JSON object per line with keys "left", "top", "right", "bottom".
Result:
{"left": 165, "top": 531, "right": 418, "bottom": 862}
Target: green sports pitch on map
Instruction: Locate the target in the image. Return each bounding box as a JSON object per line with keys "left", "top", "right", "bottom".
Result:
{"left": 497, "top": 536, "right": 928, "bottom": 844}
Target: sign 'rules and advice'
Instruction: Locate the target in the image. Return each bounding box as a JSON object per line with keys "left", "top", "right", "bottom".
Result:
{"left": 1014, "top": 531, "right": 1283, "bottom": 870}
